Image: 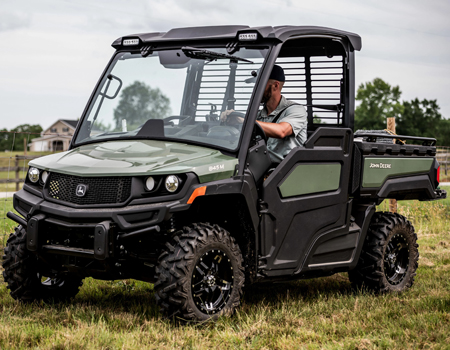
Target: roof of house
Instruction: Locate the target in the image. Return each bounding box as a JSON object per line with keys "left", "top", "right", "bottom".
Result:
{"left": 42, "top": 119, "right": 78, "bottom": 134}
{"left": 60, "top": 120, "right": 78, "bottom": 129}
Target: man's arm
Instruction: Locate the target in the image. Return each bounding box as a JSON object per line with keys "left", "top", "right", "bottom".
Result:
{"left": 256, "top": 120, "right": 293, "bottom": 139}
{"left": 263, "top": 104, "right": 307, "bottom": 142}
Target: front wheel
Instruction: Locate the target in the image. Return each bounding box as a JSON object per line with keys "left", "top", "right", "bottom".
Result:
{"left": 2, "top": 226, "right": 83, "bottom": 302}
{"left": 154, "top": 223, "right": 244, "bottom": 321}
{"left": 349, "top": 212, "right": 419, "bottom": 293}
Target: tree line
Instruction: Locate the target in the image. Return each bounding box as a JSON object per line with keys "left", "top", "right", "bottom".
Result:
{"left": 0, "top": 124, "right": 43, "bottom": 152}
{"left": 355, "top": 78, "right": 449, "bottom": 146}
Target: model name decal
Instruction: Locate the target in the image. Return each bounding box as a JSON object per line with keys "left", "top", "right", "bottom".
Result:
{"left": 369, "top": 162, "right": 392, "bottom": 169}
{"left": 209, "top": 164, "right": 225, "bottom": 172}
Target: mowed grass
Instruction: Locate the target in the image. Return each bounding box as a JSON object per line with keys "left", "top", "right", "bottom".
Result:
{"left": 0, "top": 189, "right": 449, "bottom": 349}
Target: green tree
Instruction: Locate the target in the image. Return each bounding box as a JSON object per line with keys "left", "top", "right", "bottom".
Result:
{"left": 355, "top": 78, "right": 403, "bottom": 130}
{"left": 9, "top": 124, "right": 43, "bottom": 151}
{"left": 354, "top": 78, "right": 449, "bottom": 145}
{"left": 113, "top": 81, "right": 171, "bottom": 131}
{"left": 397, "top": 98, "right": 442, "bottom": 138}
{"left": 0, "top": 128, "right": 10, "bottom": 152}
{"left": 437, "top": 119, "right": 450, "bottom": 146}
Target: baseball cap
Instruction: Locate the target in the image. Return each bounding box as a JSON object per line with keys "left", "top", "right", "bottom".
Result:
{"left": 269, "top": 64, "right": 285, "bottom": 82}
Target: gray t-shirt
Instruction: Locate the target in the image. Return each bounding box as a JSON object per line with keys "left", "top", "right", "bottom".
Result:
{"left": 257, "top": 96, "right": 307, "bottom": 157}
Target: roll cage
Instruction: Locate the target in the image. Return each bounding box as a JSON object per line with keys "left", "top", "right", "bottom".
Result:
{"left": 70, "top": 26, "right": 361, "bottom": 175}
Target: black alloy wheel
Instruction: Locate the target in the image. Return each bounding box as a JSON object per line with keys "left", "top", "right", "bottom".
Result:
{"left": 154, "top": 223, "right": 244, "bottom": 321}
{"left": 191, "top": 249, "right": 234, "bottom": 315}
{"left": 348, "top": 212, "right": 419, "bottom": 293}
{"left": 40, "top": 275, "right": 71, "bottom": 290}
{"left": 2, "top": 226, "right": 83, "bottom": 302}
{"left": 383, "top": 233, "right": 410, "bottom": 285}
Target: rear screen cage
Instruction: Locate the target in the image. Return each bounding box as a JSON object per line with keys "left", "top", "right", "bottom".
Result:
{"left": 194, "top": 59, "right": 265, "bottom": 118}
{"left": 275, "top": 56, "right": 345, "bottom": 129}
{"left": 193, "top": 55, "right": 345, "bottom": 129}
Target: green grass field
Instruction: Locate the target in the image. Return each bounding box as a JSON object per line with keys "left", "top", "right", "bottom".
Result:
{"left": 0, "top": 189, "right": 448, "bottom": 349}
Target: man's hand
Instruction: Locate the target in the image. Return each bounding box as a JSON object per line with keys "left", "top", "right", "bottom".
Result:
{"left": 220, "top": 109, "right": 235, "bottom": 123}
{"left": 220, "top": 109, "right": 244, "bottom": 125}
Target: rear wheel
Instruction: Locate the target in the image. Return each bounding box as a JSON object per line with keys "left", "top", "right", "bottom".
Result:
{"left": 349, "top": 212, "right": 419, "bottom": 293}
{"left": 154, "top": 223, "right": 244, "bottom": 321}
{"left": 2, "top": 226, "right": 83, "bottom": 302}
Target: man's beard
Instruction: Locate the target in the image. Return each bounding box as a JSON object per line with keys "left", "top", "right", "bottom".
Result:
{"left": 261, "top": 86, "right": 272, "bottom": 104}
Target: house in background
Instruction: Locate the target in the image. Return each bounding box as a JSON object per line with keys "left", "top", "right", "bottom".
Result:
{"left": 30, "top": 119, "right": 78, "bottom": 152}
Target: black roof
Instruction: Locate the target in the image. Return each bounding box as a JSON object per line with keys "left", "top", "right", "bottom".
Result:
{"left": 112, "top": 25, "right": 362, "bottom": 51}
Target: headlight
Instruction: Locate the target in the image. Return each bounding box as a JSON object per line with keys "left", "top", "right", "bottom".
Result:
{"left": 28, "top": 167, "right": 40, "bottom": 183}
{"left": 145, "top": 176, "right": 155, "bottom": 191}
{"left": 41, "top": 171, "right": 49, "bottom": 184}
{"left": 165, "top": 175, "right": 179, "bottom": 193}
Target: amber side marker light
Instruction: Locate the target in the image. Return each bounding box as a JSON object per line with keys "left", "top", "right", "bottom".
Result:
{"left": 187, "top": 186, "right": 207, "bottom": 204}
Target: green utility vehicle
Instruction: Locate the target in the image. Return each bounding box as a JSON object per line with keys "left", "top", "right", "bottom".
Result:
{"left": 3, "top": 26, "right": 446, "bottom": 321}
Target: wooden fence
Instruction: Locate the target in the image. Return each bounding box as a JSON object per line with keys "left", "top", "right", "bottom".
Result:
{"left": 436, "top": 146, "right": 449, "bottom": 177}
{"left": 0, "top": 155, "right": 40, "bottom": 191}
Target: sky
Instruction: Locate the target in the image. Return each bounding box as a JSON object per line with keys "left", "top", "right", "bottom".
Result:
{"left": 1, "top": 0, "right": 449, "bottom": 131}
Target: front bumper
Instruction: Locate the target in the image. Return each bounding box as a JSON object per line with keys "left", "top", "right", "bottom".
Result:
{"left": 10, "top": 188, "right": 191, "bottom": 261}
{"left": 13, "top": 188, "right": 189, "bottom": 231}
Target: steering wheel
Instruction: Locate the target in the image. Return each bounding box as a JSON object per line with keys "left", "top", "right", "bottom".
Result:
{"left": 251, "top": 121, "right": 267, "bottom": 144}
{"left": 251, "top": 123, "right": 284, "bottom": 163}
{"left": 221, "top": 111, "right": 245, "bottom": 127}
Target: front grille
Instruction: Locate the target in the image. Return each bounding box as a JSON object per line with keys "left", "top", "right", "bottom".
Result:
{"left": 47, "top": 173, "right": 132, "bottom": 205}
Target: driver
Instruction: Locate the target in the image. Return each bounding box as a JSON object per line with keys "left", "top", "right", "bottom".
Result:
{"left": 221, "top": 65, "right": 307, "bottom": 159}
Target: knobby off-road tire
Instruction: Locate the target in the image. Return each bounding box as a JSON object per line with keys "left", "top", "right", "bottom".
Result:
{"left": 2, "top": 226, "right": 83, "bottom": 302}
{"left": 154, "top": 223, "right": 245, "bottom": 322}
{"left": 349, "top": 212, "right": 419, "bottom": 293}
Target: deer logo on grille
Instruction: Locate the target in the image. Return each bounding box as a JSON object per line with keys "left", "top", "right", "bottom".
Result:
{"left": 76, "top": 184, "right": 88, "bottom": 197}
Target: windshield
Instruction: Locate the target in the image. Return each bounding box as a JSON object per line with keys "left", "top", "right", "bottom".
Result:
{"left": 74, "top": 47, "right": 268, "bottom": 150}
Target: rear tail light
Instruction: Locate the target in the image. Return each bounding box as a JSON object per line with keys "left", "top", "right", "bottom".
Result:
{"left": 437, "top": 165, "right": 441, "bottom": 184}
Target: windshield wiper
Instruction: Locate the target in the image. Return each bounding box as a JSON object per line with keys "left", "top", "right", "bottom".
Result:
{"left": 181, "top": 46, "right": 253, "bottom": 63}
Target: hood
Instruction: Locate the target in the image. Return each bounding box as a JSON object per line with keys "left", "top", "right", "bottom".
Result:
{"left": 29, "top": 140, "right": 238, "bottom": 183}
